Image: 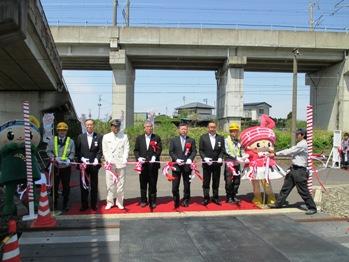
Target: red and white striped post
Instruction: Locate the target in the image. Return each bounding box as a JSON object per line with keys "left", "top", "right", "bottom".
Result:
{"left": 22, "top": 101, "right": 37, "bottom": 221}
{"left": 306, "top": 105, "right": 313, "bottom": 194}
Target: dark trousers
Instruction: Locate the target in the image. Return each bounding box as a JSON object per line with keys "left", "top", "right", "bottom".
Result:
{"left": 139, "top": 163, "right": 159, "bottom": 204}
{"left": 276, "top": 166, "right": 317, "bottom": 210}
{"left": 80, "top": 165, "right": 100, "bottom": 209}
{"left": 53, "top": 166, "right": 71, "bottom": 208}
{"left": 341, "top": 152, "right": 349, "bottom": 167}
{"left": 224, "top": 165, "right": 241, "bottom": 198}
{"left": 172, "top": 166, "right": 191, "bottom": 204}
{"left": 202, "top": 164, "right": 221, "bottom": 200}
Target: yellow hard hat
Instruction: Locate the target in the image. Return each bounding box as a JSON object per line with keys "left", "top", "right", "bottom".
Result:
{"left": 229, "top": 123, "right": 240, "bottom": 131}
{"left": 56, "top": 122, "right": 68, "bottom": 130}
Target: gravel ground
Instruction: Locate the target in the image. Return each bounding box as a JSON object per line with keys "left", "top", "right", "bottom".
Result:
{"left": 322, "top": 185, "right": 349, "bottom": 218}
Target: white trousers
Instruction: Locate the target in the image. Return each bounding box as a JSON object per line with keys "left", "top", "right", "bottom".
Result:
{"left": 105, "top": 167, "right": 125, "bottom": 206}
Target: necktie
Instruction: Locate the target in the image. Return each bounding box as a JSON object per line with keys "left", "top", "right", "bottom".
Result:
{"left": 59, "top": 138, "right": 63, "bottom": 146}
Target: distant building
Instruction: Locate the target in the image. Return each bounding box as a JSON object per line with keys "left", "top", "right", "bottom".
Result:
{"left": 174, "top": 102, "right": 215, "bottom": 124}
{"left": 243, "top": 102, "right": 272, "bottom": 121}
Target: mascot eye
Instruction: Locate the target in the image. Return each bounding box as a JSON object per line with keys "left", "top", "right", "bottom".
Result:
{"left": 268, "top": 142, "right": 271, "bottom": 147}
{"left": 7, "top": 131, "right": 14, "bottom": 140}
{"left": 256, "top": 143, "right": 260, "bottom": 147}
{"left": 30, "top": 131, "right": 33, "bottom": 140}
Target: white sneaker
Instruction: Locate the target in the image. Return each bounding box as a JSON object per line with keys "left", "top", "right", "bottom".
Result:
{"left": 116, "top": 202, "right": 124, "bottom": 210}
{"left": 105, "top": 203, "right": 113, "bottom": 210}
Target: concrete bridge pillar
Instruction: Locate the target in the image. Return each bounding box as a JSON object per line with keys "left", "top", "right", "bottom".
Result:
{"left": 306, "top": 56, "right": 349, "bottom": 131}
{"left": 110, "top": 49, "right": 135, "bottom": 128}
{"left": 216, "top": 56, "right": 246, "bottom": 131}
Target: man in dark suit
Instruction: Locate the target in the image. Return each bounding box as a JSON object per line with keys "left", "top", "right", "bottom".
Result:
{"left": 169, "top": 123, "right": 197, "bottom": 208}
{"left": 199, "top": 121, "right": 224, "bottom": 205}
{"left": 76, "top": 119, "right": 103, "bottom": 211}
{"left": 134, "top": 120, "right": 162, "bottom": 208}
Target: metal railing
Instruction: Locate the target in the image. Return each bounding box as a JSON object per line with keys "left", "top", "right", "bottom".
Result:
{"left": 48, "top": 20, "right": 349, "bottom": 33}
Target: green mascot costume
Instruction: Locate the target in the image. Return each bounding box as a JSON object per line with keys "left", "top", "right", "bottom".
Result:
{"left": 0, "top": 117, "right": 41, "bottom": 215}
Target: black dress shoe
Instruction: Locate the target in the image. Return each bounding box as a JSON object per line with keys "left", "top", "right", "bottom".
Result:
{"left": 91, "top": 206, "right": 97, "bottom": 211}
{"left": 226, "top": 197, "right": 233, "bottom": 203}
{"left": 150, "top": 202, "right": 156, "bottom": 209}
{"left": 181, "top": 199, "right": 189, "bottom": 207}
{"left": 232, "top": 196, "right": 240, "bottom": 203}
{"left": 140, "top": 202, "right": 148, "bottom": 208}
{"left": 202, "top": 199, "right": 209, "bottom": 206}
{"left": 63, "top": 206, "right": 70, "bottom": 212}
{"left": 174, "top": 202, "right": 180, "bottom": 209}
{"left": 80, "top": 206, "right": 88, "bottom": 211}
{"left": 305, "top": 209, "right": 317, "bottom": 215}
{"left": 212, "top": 198, "right": 221, "bottom": 205}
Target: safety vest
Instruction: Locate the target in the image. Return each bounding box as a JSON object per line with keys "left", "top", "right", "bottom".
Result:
{"left": 54, "top": 136, "right": 71, "bottom": 160}
{"left": 226, "top": 136, "right": 241, "bottom": 158}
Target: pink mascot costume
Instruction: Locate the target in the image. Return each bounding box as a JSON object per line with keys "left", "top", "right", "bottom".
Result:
{"left": 240, "top": 115, "right": 285, "bottom": 206}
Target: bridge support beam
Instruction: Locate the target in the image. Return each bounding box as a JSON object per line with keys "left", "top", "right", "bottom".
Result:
{"left": 0, "top": 91, "right": 76, "bottom": 124}
{"left": 306, "top": 56, "right": 349, "bottom": 131}
{"left": 216, "top": 56, "right": 246, "bottom": 131}
{"left": 110, "top": 50, "right": 135, "bottom": 128}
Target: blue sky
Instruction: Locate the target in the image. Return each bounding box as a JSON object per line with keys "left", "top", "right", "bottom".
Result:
{"left": 41, "top": 0, "right": 349, "bottom": 120}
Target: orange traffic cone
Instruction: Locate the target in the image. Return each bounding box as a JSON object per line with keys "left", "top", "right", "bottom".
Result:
{"left": 31, "top": 184, "right": 57, "bottom": 228}
{"left": 2, "top": 220, "right": 20, "bottom": 262}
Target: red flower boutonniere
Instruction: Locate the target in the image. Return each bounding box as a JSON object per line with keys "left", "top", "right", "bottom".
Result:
{"left": 149, "top": 140, "right": 158, "bottom": 152}
{"left": 185, "top": 143, "right": 192, "bottom": 156}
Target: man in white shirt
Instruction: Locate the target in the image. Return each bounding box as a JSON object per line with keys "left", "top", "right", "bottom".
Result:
{"left": 102, "top": 119, "right": 129, "bottom": 210}
{"left": 199, "top": 121, "right": 224, "bottom": 205}
{"left": 76, "top": 119, "right": 102, "bottom": 211}
{"left": 270, "top": 129, "right": 317, "bottom": 215}
{"left": 134, "top": 121, "right": 162, "bottom": 208}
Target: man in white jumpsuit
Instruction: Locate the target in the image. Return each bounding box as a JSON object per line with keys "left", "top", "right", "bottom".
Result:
{"left": 102, "top": 119, "right": 129, "bottom": 210}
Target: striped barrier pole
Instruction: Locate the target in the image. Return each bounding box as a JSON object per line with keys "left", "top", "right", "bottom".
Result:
{"left": 22, "top": 101, "right": 37, "bottom": 221}
{"left": 306, "top": 104, "right": 313, "bottom": 194}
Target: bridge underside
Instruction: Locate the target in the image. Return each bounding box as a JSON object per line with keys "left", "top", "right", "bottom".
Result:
{"left": 57, "top": 45, "right": 340, "bottom": 72}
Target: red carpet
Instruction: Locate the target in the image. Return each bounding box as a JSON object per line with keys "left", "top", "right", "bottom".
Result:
{"left": 64, "top": 196, "right": 260, "bottom": 215}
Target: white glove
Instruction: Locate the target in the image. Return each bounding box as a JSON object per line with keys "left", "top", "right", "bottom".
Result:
{"left": 217, "top": 158, "right": 223, "bottom": 163}
{"left": 60, "top": 159, "right": 70, "bottom": 167}
{"left": 122, "top": 159, "right": 128, "bottom": 165}
{"left": 93, "top": 158, "right": 99, "bottom": 166}
{"left": 138, "top": 157, "right": 146, "bottom": 163}
{"left": 186, "top": 159, "right": 192, "bottom": 165}
{"left": 81, "top": 157, "right": 88, "bottom": 164}
{"left": 204, "top": 157, "right": 212, "bottom": 165}
{"left": 176, "top": 159, "right": 184, "bottom": 165}
{"left": 150, "top": 156, "right": 156, "bottom": 163}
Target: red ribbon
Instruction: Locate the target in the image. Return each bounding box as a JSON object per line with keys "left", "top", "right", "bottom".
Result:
{"left": 226, "top": 161, "right": 238, "bottom": 178}
{"left": 104, "top": 162, "right": 119, "bottom": 184}
{"left": 80, "top": 163, "right": 90, "bottom": 190}
{"left": 134, "top": 161, "right": 143, "bottom": 174}
{"left": 162, "top": 162, "right": 176, "bottom": 181}
{"left": 190, "top": 162, "right": 203, "bottom": 181}
{"left": 310, "top": 163, "right": 327, "bottom": 192}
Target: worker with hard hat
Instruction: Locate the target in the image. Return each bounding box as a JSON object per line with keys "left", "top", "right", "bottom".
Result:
{"left": 224, "top": 122, "right": 244, "bottom": 203}
{"left": 47, "top": 121, "right": 75, "bottom": 212}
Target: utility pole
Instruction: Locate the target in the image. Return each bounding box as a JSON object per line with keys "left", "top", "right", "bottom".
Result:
{"left": 183, "top": 96, "right": 186, "bottom": 105}
{"left": 112, "top": 0, "right": 118, "bottom": 26}
{"left": 88, "top": 109, "right": 92, "bottom": 119}
{"left": 97, "top": 95, "right": 102, "bottom": 120}
{"left": 126, "top": 0, "right": 130, "bottom": 27}
{"left": 291, "top": 49, "right": 300, "bottom": 146}
{"left": 308, "top": 1, "right": 315, "bottom": 31}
